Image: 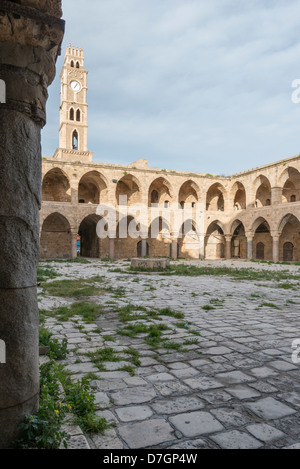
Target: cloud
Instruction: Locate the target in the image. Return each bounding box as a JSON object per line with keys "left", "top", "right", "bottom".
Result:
{"left": 42, "top": 0, "right": 300, "bottom": 175}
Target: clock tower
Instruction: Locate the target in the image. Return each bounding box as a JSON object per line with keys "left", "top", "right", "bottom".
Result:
{"left": 53, "top": 46, "right": 93, "bottom": 162}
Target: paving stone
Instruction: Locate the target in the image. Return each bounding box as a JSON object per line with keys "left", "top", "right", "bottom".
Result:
{"left": 215, "top": 370, "right": 255, "bottom": 385}
{"left": 250, "top": 366, "right": 277, "bottom": 378}
{"left": 211, "top": 430, "right": 263, "bottom": 449}
{"left": 200, "top": 390, "right": 234, "bottom": 405}
{"left": 123, "top": 376, "right": 148, "bottom": 387}
{"left": 184, "top": 376, "right": 224, "bottom": 391}
{"left": 110, "top": 386, "right": 157, "bottom": 405}
{"left": 118, "top": 419, "right": 174, "bottom": 449}
{"left": 246, "top": 423, "right": 286, "bottom": 442}
{"left": 91, "top": 428, "right": 124, "bottom": 449}
{"left": 169, "top": 367, "right": 200, "bottom": 379}
{"left": 168, "top": 362, "right": 191, "bottom": 370}
{"left": 115, "top": 405, "right": 153, "bottom": 422}
{"left": 204, "top": 346, "right": 233, "bottom": 355}
{"left": 151, "top": 396, "right": 204, "bottom": 415}
{"left": 269, "top": 360, "right": 298, "bottom": 371}
{"left": 147, "top": 372, "right": 176, "bottom": 382}
{"left": 65, "top": 362, "right": 99, "bottom": 374}
{"left": 225, "top": 385, "right": 261, "bottom": 400}
{"left": 246, "top": 397, "right": 296, "bottom": 420}
{"left": 94, "top": 391, "right": 110, "bottom": 408}
{"left": 210, "top": 407, "right": 252, "bottom": 427}
{"left": 154, "top": 381, "right": 191, "bottom": 396}
{"left": 169, "top": 411, "right": 224, "bottom": 437}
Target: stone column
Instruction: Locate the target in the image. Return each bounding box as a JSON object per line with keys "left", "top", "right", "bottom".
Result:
{"left": 109, "top": 238, "right": 115, "bottom": 260}
{"left": 225, "top": 235, "right": 232, "bottom": 260}
{"left": 71, "top": 231, "right": 78, "bottom": 259}
{"left": 141, "top": 239, "right": 148, "bottom": 258}
{"left": 246, "top": 233, "right": 254, "bottom": 260}
{"left": 0, "top": 1, "right": 64, "bottom": 448}
{"left": 272, "top": 234, "right": 280, "bottom": 263}
{"left": 171, "top": 239, "right": 178, "bottom": 260}
{"left": 271, "top": 186, "right": 282, "bottom": 205}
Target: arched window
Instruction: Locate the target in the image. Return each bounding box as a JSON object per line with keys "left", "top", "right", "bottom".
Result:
{"left": 76, "top": 61, "right": 80, "bottom": 69}
{"left": 164, "top": 201, "right": 169, "bottom": 208}
{"left": 291, "top": 195, "right": 296, "bottom": 202}
{"left": 76, "top": 109, "right": 81, "bottom": 122}
{"left": 70, "top": 60, "right": 74, "bottom": 68}
{"left": 69, "top": 108, "right": 74, "bottom": 121}
{"left": 72, "top": 130, "right": 78, "bottom": 150}
{"left": 266, "top": 199, "right": 271, "bottom": 206}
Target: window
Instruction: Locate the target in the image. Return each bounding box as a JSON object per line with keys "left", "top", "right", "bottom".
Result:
{"left": 72, "top": 130, "right": 78, "bottom": 150}
{"left": 70, "top": 60, "right": 74, "bottom": 68}
{"left": 266, "top": 199, "right": 271, "bottom": 206}
{"left": 76, "top": 61, "right": 80, "bottom": 69}
{"left": 164, "top": 201, "right": 169, "bottom": 208}
{"left": 291, "top": 195, "right": 296, "bottom": 202}
{"left": 76, "top": 109, "right": 81, "bottom": 122}
{"left": 70, "top": 108, "right": 74, "bottom": 121}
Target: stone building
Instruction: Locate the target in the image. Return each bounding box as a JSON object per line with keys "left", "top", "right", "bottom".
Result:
{"left": 40, "top": 47, "right": 300, "bottom": 263}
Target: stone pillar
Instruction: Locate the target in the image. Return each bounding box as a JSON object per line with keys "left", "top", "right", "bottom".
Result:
{"left": 141, "top": 239, "right": 148, "bottom": 258}
{"left": 71, "top": 231, "right": 78, "bottom": 259}
{"left": 246, "top": 234, "right": 254, "bottom": 260}
{"left": 271, "top": 187, "right": 282, "bottom": 205}
{"left": 109, "top": 238, "right": 115, "bottom": 260}
{"left": 225, "top": 235, "right": 232, "bottom": 260}
{"left": 0, "top": 1, "right": 64, "bottom": 448}
{"left": 171, "top": 239, "right": 178, "bottom": 260}
{"left": 272, "top": 235, "right": 280, "bottom": 263}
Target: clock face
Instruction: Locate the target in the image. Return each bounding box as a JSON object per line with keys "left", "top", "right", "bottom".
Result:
{"left": 70, "top": 80, "right": 82, "bottom": 93}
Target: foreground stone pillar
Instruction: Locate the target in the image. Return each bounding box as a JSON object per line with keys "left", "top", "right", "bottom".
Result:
{"left": 0, "top": 0, "right": 64, "bottom": 448}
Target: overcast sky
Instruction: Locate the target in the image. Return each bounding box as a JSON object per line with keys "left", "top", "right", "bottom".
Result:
{"left": 42, "top": 0, "right": 300, "bottom": 176}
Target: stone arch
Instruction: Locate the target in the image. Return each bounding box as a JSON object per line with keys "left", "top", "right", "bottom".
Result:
{"left": 78, "top": 214, "right": 106, "bottom": 258}
{"left": 205, "top": 220, "right": 225, "bottom": 259}
{"left": 206, "top": 183, "right": 226, "bottom": 211}
{"left": 78, "top": 171, "right": 108, "bottom": 204}
{"left": 253, "top": 175, "right": 272, "bottom": 207}
{"left": 148, "top": 177, "right": 173, "bottom": 207}
{"left": 115, "top": 215, "right": 142, "bottom": 258}
{"left": 148, "top": 216, "right": 171, "bottom": 258}
{"left": 178, "top": 218, "right": 200, "bottom": 259}
{"left": 279, "top": 167, "right": 300, "bottom": 203}
{"left": 42, "top": 168, "right": 71, "bottom": 203}
{"left": 178, "top": 180, "right": 200, "bottom": 208}
{"left": 116, "top": 174, "right": 142, "bottom": 206}
{"left": 230, "top": 181, "right": 246, "bottom": 210}
{"left": 230, "top": 219, "right": 247, "bottom": 259}
{"left": 40, "top": 213, "right": 72, "bottom": 259}
{"left": 252, "top": 217, "right": 272, "bottom": 260}
{"left": 278, "top": 213, "right": 300, "bottom": 261}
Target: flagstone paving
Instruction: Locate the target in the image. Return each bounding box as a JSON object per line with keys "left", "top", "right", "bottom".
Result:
{"left": 39, "top": 259, "right": 300, "bottom": 449}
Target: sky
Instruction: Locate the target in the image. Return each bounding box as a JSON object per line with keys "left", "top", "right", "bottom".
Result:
{"left": 42, "top": 0, "right": 300, "bottom": 176}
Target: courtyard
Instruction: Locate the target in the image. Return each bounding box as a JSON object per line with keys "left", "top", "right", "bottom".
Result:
{"left": 37, "top": 258, "right": 300, "bottom": 450}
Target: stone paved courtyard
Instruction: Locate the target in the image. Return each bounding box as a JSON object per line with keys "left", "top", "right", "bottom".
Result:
{"left": 38, "top": 259, "right": 300, "bottom": 450}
